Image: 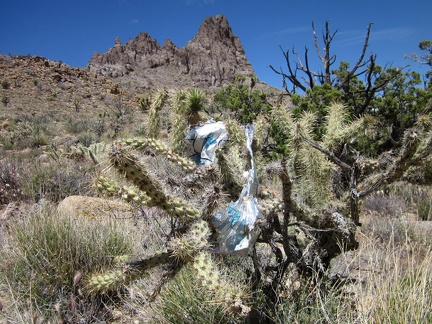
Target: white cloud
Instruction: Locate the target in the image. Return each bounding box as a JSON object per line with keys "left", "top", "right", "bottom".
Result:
{"left": 131, "top": 19, "right": 139, "bottom": 24}
{"left": 371, "top": 28, "right": 416, "bottom": 41}
{"left": 337, "top": 27, "right": 416, "bottom": 47}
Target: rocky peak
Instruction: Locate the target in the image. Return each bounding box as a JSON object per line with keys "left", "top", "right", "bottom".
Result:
{"left": 195, "top": 14, "right": 234, "bottom": 44}
{"left": 87, "top": 15, "right": 256, "bottom": 89}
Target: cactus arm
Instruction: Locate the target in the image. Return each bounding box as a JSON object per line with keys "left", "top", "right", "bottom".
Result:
{"left": 122, "top": 138, "right": 195, "bottom": 171}
{"left": 86, "top": 251, "right": 173, "bottom": 292}
{"left": 192, "top": 251, "right": 250, "bottom": 316}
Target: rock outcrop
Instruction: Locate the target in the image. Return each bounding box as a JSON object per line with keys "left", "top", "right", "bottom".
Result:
{"left": 87, "top": 15, "right": 256, "bottom": 89}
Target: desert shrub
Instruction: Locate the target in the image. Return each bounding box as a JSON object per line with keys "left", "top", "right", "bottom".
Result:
{"left": 134, "top": 122, "right": 146, "bottom": 136}
{"left": 1, "top": 80, "right": 10, "bottom": 89}
{"left": 0, "top": 158, "right": 25, "bottom": 204}
{"left": 23, "top": 158, "right": 95, "bottom": 203}
{"left": 213, "top": 77, "right": 271, "bottom": 124}
{"left": 386, "top": 182, "right": 432, "bottom": 221}
{"left": 1, "top": 95, "right": 9, "bottom": 106}
{"left": 268, "top": 276, "right": 354, "bottom": 323}
{"left": 362, "top": 213, "right": 413, "bottom": 246}
{"left": 28, "top": 123, "right": 50, "bottom": 147}
{"left": 0, "top": 203, "right": 136, "bottom": 322}
{"left": 64, "top": 118, "right": 94, "bottom": 134}
{"left": 361, "top": 192, "right": 406, "bottom": 217}
{"left": 78, "top": 132, "right": 98, "bottom": 147}
{"left": 0, "top": 159, "right": 23, "bottom": 205}
{"left": 0, "top": 115, "right": 54, "bottom": 149}
{"left": 417, "top": 196, "right": 432, "bottom": 221}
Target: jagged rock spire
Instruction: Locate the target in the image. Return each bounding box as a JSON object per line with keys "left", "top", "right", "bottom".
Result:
{"left": 87, "top": 15, "right": 256, "bottom": 89}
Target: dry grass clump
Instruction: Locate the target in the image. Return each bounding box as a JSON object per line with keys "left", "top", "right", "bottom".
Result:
{"left": 1, "top": 155, "right": 97, "bottom": 205}
{"left": 0, "top": 158, "right": 25, "bottom": 205}
{"left": 0, "top": 202, "right": 138, "bottom": 323}
{"left": 22, "top": 158, "right": 96, "bottom": 203}
{"left": 350, "top": 215, "right": 432, "bottom": 323}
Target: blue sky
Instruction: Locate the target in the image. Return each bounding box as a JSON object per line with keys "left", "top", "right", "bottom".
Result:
{"left": 1, "top": 0, "right": 431, "bottom": 89}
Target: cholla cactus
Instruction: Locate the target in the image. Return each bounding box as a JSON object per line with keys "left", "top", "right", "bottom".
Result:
{"left": 86, "top": 92, "right": 432, "bottom": 320}
{"left": 146, "top": 88, "right": 168, "bottom": 138}
{"left": 87, "top": 128, "right": 250, "bottom": 314}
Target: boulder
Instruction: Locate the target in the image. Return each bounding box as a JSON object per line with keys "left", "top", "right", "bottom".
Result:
{"left": 57, "top": 195, "right": 134, "bottom": 219}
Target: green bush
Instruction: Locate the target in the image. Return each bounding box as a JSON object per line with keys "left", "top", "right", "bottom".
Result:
{"left": 1, "top": 80, "right": 10, "bottom": 89}
{"left": 64, "top": 118, "right": 94, "bottom": 134}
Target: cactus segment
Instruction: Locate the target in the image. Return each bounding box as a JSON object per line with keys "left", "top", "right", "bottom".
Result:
{"left": 163, "top": 196, "right": 201, "bottom": 221}
{"left": 87, "top": 269, "right": 127, "bottom": 292}
{"left": 87, "top": 251, "right": 172, "bottom": 292}
{"left": 109, "top": 145, "right": 199, "bottom": 220}
{"left": 96, "top": 176, "right": 151, "bottom": 205}
{"left": 121, "top": 137, "right": 195, "bottom": 171}
{"left": 171, "top": 220, "right": 211, "bottom": 261}
{"left": 121, "top": 186, "right": 151, "bottom": 205}
{"left": 147, "top": 88, "right": 168, "bottom": 138}
{"left": 192, "top": 251, "right": 221, "bottom": 292}
{"left": 109, "top": 146, "right": 167, "bottom": 207}
{"left": 259, "top": 199, "right": 284, "bottom": 216}
{"left": 192, "top": 251, "right": 250, "bottom": 315}
{"left": 96, "top": 176, "right": 120, "bottom": 196}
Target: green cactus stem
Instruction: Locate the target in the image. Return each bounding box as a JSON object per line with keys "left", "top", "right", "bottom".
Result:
{"left": 96, "top": 176, "right": 120, "bottom": 196}
{"left": 121, "top": 137, "right": 195, "bottom": 171}
{"left": 171, "top": 220, "right": 211, "bottom": 261}
{"left": 87, "top": 251, "right": 173, "bottom": 292}
{"left": 146, "top": 88, "right": 168, "bottom": 138}
{"left": 97, "top": 176, "right": 151, "bottom": 204}
{"left": 109, "top": 145, "right": 168, "bottom": 206}
{"left": 109, "top": 145, "right": 200, "bottom": 221}
{"left": 162, "top": 196, "right": 201, "bottom": 221}
{"left": 192, "top": 251, "right": 250, "bottom": 316}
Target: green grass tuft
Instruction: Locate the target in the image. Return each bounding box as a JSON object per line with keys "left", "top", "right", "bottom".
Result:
{"left": 0, "top": 203, "right": 135, "bottom": 321}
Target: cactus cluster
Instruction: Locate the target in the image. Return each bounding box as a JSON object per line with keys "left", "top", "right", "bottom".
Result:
{"left": 85, "top": 87, "right": 432, "bottom": 321}
{"left": 88, "top": 123, "right": 251, "bottom": 313}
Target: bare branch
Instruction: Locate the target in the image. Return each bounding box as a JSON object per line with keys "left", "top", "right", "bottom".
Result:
{"left": 299, "top": 129, "right": 352, "bottom": 172}
{"left": 312, "top": 21, "right": 324, "bottom": 62}
{"left": 303, "top": 47, "right": 315, "bottom": 88}
{"left": 337, "top": 22, "right": 373, "bottom": 91}
{"left": 323, "top": 20, "right": 338, "bottom": 84}
{"left": 269, "top": 46, "right": 308, "bottom": 93}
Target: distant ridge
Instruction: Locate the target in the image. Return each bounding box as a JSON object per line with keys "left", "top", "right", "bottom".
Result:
{"left": 87, "top": 15, "right": 256, "bottom": 89}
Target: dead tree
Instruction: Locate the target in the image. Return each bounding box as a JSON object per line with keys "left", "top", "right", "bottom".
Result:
{"left": 269, "top": 21, "right": 400, "bottom": 116}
